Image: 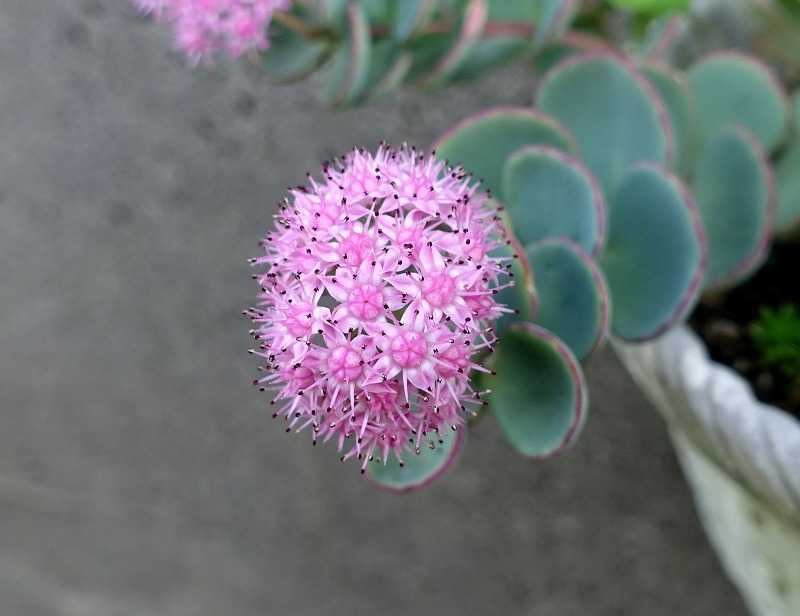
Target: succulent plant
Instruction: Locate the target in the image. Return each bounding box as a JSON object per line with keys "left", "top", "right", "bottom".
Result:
{"left": 135, "top": 0, "right": 587, "bottom": 102}
{"left": 429, "top": 43, "right": 799, "bottom": 478}
{"left": 273, "top": 0, "right": 588, "bottom": 105}
{"left": 777, "top": 92, "right": 800, "bottom": 234}
{"left": 223, "top": 0, "right": 800, "bottom": 489}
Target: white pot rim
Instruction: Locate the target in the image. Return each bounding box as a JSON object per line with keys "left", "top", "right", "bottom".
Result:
{"left": 614, "top": 325, "right": 800, "bottom": 521}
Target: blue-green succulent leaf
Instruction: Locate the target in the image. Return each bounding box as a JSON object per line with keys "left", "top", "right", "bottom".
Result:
{"left": 487, "top": 0, "right": 537, "bottom": 20}
{"left": 502, "top": 145, "right": 606, "bottom": 255}
{"left": 392, "top": 0, "right": 438, "bottom": 40}
{"left": 368, "top": 426, "right": 464, "bottom": 492}
{"left": 487, "top": 323, "right": 587, "bottom": 457}
{"left": 688, "top": 52, "right": 789, "bottom": 153}
{"left": 527, "top": 239, "right": 610, "bottom": 359}
{"left": 404, "top": 33, "right": 452, "bottom": 83}
{"left": 776, "top": 140, "right": 800, "bottom": 234}
{"left": 360, "top": 41, "right": 411, "bottom": 101}
{"left": 533, "top": 32, "right": 612, "bottom": 77}
{"left": 535, "top": 0, "right": 579, "bottom": 48}
{"left": 451, "top": 38, "right": 529, "bottom": 82}
{"left": 537, "top": 53, "right": 672, "bottom": 196}
{"left": 637, "top": 15, "right": 686, "bottom": 62}
{"left": 491, "top": 219, "right": 538, "bottom": 335}
{"left": 262, "top": 23, "right": 331, "bottom": 83}
{"left": 316, "top": 0, "right": 348, "bottom": 24}
{"left": 360, "top": 0, "right": 392, "bottom": 24}
{"left": 324, "top": 2, "right": 371, "bottom": 105}
{"left": 601, "top": 164, "right": 705, "bottom": 341}
{"left": 776, "top": 93, "right": 800, "bottom": 233}
{"left": 642, "top": 62, "right": 695, "bottom": 176}
{"left": 795, "top": 92, "right": 800, "bottom": 129}
{"left": 422, "top": 0, "right": 488, "bottom": 86}
{"left": 695, "top": 126, "right": 774, "bottom": 288}
{"left": 433, "top": 107, "right": 576, "bottom": 198}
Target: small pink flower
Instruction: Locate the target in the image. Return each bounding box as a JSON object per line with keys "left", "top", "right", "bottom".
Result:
{"left": 132, "top": 0, "right": 291, "bottom": 63}
{"left": 247, "top": 145, "right": 514, "bottom": 473}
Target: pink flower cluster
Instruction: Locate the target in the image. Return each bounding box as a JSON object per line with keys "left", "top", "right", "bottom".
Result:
{"left": 247, "top": 145, "right": 513, "bottom": 472}
{"left": 133, "top": 0, "right": 291, "bottom": 62}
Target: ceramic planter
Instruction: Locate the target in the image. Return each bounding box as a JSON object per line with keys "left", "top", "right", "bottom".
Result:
{"left": 615, "top": 326, "right": 800, "bottom": 616}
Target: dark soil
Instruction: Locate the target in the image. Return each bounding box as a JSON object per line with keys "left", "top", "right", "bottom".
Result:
{"left": 690, "top": 240, "right": 800, "bottom": 418}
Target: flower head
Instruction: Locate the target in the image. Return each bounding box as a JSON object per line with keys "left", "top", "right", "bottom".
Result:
{"left": 133, "top": 0, "right": 291, "bottom": 63}
{"left": 247, "top": 144, "right": 514, "bottom": 473}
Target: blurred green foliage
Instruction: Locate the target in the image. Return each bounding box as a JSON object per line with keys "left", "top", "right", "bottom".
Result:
{"left": 751, "top": 304, "right": 800, "bottom": 384}
{"left": 607, "top": 0, "right": 689, "bottom": 16}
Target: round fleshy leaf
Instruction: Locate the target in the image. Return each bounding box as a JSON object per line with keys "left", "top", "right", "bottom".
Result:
{"left": 491, "top": 218, "right": 538, "bottom": 335}
{"left": 433, "top": 108, "right": 576, "bottom": 197}
{"left": 502, "top": 145, "right": 606, "bottom": 255}
{"left": 262, "top": 23, "right": 331, "bottom": 83}
{"left": 695, "top": 126, "right": 774, "bottom": 288}
{"left": 601, "top": 164, "right": 705, "bottom": 341}
{"left": 537, "top": 53, "right": 672, "bottom": 196}
{"left": 368, "top": 427, "right": 464, "bottom": 492}
{"left": 527, "top": 239, "right": 610, "bottom": 359}
{"left": 486, "top": 323, "right": 587, "bottom": 458}
{"left": 688, "top": 52, "right": 789, "bottom": 152}
{"left": 642, "top": 62, "right": 695, "bottom": 176}
{"left": 392, "top": 0, "right": 438, "bottom": 40}
{"left": 776, "top": 140, "right": 800, "bottom": 234}
{"left": 534, "top": 0, "right": 579, "bottom": 48}
{"left": 422, "top": 0, "right": 488, "bottom": 86}
{"left": 780, "top": 93, "right": 800, "bottom": 232}
{"left": 323, "top": 2, "right": 371, "bottom": 105}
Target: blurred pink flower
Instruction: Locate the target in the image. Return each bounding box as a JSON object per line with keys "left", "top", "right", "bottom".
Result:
{"left": 132, "top": 0, "right": 291, "bottom": 63}
{"left": 247, "top": 145, "right": 514, "bottom": 472}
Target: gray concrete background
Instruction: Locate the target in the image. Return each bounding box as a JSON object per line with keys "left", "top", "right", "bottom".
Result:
{"left": 0, "top": 2, "right": 747, "bottom": 614}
